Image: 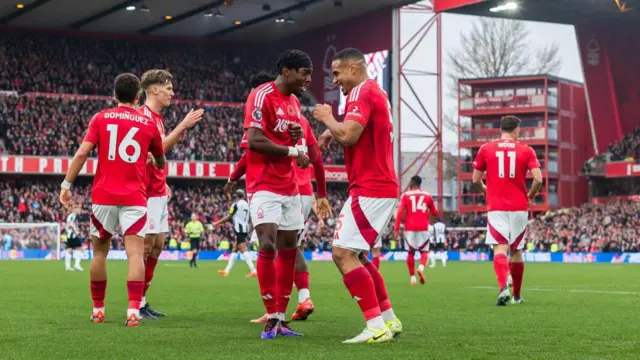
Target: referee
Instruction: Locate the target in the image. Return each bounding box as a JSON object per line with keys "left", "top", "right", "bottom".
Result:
{"left": 185, "top": 213, "right": 204, "bottom": 268}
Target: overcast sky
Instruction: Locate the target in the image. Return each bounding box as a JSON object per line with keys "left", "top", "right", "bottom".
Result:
{"left": 399, "top": 10, "right": 583, "bottom": 153}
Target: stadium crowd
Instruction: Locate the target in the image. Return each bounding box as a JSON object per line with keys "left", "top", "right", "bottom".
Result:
{"left": 0, "top": 95, "right": 347, "bottom": 164}
{"left": 0, "top": 32, "right": 270, "bottom": 102}
{"left": 528, "top": 201, "right": 640, "bottom": 252}
{"left": 607, "top": 125, "right": 640, "bottom": 162}
{"left": 1, "top": 179, "right": 638, "bottom": 254}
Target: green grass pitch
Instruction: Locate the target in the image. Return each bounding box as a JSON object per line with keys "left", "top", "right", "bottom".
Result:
{"left": 1, "top": 260, "right": 639, "bottom": 359}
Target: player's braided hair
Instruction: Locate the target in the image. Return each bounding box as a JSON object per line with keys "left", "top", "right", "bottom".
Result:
{"left": 250, "top": 72, "right": 276, "bottom": 88}
{"left": 500, "top": 115, "right": 521, "bottom": 132}
{"left": 140, "top": 69, "right": 173, "bottom": 90}
{"left": 276, "top": 49, "right": 313, "bottom": 74}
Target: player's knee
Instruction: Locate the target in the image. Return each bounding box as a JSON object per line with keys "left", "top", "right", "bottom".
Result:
{"left": 494, "top": 244, "right": 509, "bottom": 256}
{"left": 259, "top": 241, "right": 276, "bottom": 252}
{"left": 510, "top": 250, "right": 523, "bottom": 262}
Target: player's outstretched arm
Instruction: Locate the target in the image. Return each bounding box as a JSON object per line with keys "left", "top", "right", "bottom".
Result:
{"left": 60, "top": 141, "right": 95, "bottom": 208}
{"left": 313, "top": 104, "right": 364, "bottom": 146}
{"left": 162, "top": 108, "right": 205, "bottom": 152}
{"left": 213, "top": 206, "right": 236, "bottom": 227}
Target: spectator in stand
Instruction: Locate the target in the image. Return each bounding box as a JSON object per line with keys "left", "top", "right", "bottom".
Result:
{"left": 0, "top": 32, "right": 269, "bottom": 102}
{"left": 527, "top": 201, "right": 640, "bottom": 252}
{"left": 0, "top": 95, "right": 345, "bottom": 164}
{"left": 607, "top": 126, "right": 640, "bottom": 163}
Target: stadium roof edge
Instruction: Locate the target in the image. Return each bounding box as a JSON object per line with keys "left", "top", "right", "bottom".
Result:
{"left": 435, "top": 0, "right": 640, "bottom": 26}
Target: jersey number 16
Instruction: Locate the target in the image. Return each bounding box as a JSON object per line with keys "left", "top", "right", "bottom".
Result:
{"left": 106, "top": 124, "right": 142, "bottom": 163}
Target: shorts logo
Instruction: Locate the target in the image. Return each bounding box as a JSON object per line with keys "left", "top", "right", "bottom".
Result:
{"left": 257, "top": 205, "right": 264, "bottom": 220}
{"left": 149, "top": 218, "right": 155, "bottom": 230}
{"left": 252, "top": 108, "right": 263, "bottom": 121}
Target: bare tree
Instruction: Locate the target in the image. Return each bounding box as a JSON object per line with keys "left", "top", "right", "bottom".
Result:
{"left": 447, "top": 17, "right": 562, "bottom": 98}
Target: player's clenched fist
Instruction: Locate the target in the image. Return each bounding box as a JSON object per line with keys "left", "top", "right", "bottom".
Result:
{"left": 289, "top": 122, "right": 303, "bottom": 141}
{"left": 223, "top": 180, "right": 237, "bottom": 200}
{"left": 59, "top": 188, "right": 73, "bottom": 210}
{"left": 313, "top": 104, "right": 333, "bottom": 123}
{"left": 316, "top": 197, "right": 332, "bottom": 220}
{"left": 296, "top": 152, "right": 310, "bottom": 169}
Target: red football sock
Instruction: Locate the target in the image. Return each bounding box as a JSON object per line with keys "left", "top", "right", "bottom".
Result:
{"left": 257, "top": 250, "right": 276, "bottom": 314}
{"left": 407, "top": 251, "right": 416, "bottom": 276}
{"left": 364, "top": 262, "right": 392, "bottom": 312}
{"left": 493, "top": 254, "right": 509, "bottom": 289}
{"left": 509, "top": 262, "right": 524, "bottom": 297}
{"left": 275, "top": 248, "right": 297, "bottom": 314}
{"left": 419, "top": 251, "right": 429, "bottom": 267}
{"left": 294, "top": 270, "right": 310, "bottom": 290}
{"left": 143, "top": 257, "right": 158, "bottom": 296}
{"left": 372, "top": 255, "right": 380, "bottom": 269}
{"left": 343, "top": 267, "right": 381, "bottom": 321}
{"left": 90, "top": 280, "right": 106, "bottom": 308}
{"left": 127, "top": 281, "right": 144, "bottom": 310}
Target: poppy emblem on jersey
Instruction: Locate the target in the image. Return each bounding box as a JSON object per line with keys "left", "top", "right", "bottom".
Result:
{"left": 252, "top": 108, "right": 262, "bottom": 122}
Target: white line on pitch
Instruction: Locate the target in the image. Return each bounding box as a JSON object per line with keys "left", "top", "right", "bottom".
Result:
{"left": 469, "top": 286, "right": 640, "bottom": 295}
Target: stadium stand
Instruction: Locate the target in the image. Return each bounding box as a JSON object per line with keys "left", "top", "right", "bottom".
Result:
{"left": 0, "top": 33, "right": 268, "bottom": 102}
{"left": 527, "top": 201, "right": 640, "bottom": 252}
{"left": 607, "top": 125, "right": 640, "bottom": 162}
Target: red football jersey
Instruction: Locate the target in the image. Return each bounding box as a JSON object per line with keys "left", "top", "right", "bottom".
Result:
{"left": 472, "top": 139, "right": 540, "bottom": 211}
{"left": 343, "top": 79, "right": 399, "bottom": 198}
{"left": 243, "top": 82, "right": 301, "bottom": 196}
{"left": 84, "top": 106, "right": 164, "bottom": 206}
{"left": 139, "top": 104, "right": 167, "bottom": 198}
{"left": 394, "top": 189, "right": 438, "bottom": 232}
{"left": 295, "top": 116, "right": 317, "bottom": 196}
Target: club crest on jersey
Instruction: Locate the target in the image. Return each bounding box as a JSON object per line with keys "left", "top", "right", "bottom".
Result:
{"left": 252, "top": 108, "right": 263, "bottom": 122}
{"left": 287, "top": 104, "right": 295, "bottom": 116}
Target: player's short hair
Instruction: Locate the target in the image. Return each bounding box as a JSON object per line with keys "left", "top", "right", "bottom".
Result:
{"left": 410, "top": 175, "right": 422, "bottom": 187}
{"left": 276, "top": 49, "right": 313, "bottom": 74}
{"left": 236, "top": 189, "right": 246, "bottom": 198}
{"left": 113, "top": 73, "right": 141, "bottom": 104}
{"left": 333, "top": 47, "right": 365, "bottom": 63}
{"left": 500, "top": 115, "right": 521, "bottom": 133}
{"left": 250, "top": 72, "right": 275, "bottom": 88}
{"left": 141, "top": 69, "right": 173, "bottom": 90}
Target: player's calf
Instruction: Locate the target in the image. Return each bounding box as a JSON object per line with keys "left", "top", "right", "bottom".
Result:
{"left": 124, "top": 234, "right": 146, "bottom": 323}
{"left": 90, "top": 235, "right": 109, "bottom": 322}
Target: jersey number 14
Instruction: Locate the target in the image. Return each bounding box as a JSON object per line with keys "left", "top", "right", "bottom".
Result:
{"left": 106, "top": 124, "right": 141, "bottom": 163}
{"left": 410, "top": 195, "right": 428, "bottom": 213}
